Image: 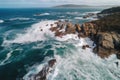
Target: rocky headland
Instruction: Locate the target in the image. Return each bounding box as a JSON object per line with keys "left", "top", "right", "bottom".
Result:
{"left": 30, "top": 7, "right": 120, "bottom": 80}
{"left": 50, "top": 7, "right": 120, "bottom": 59}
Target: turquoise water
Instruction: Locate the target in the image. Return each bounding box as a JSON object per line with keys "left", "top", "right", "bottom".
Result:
{"left": 0, "top": 7, "right": 120, "bottom": 80}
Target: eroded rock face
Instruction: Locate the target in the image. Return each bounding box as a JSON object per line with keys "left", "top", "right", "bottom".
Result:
{"left": 81, "top": 23, "right": 96, "bottom": 37}
{"left": 65, "top": 23, "right": 76, "bottom": 34}
{"left": 81, "top": 22, "right": 120, "bottom": 58}
{"left": 75, "top": 24, "right": 81, "bottom": 33}
{"left": 49, "top": 20, "right": 120, "bottom": 59}
{"left": 49, "top": 21, "right": 81, "bottom": 37}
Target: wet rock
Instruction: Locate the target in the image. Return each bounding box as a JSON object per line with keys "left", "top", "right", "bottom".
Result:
{"left": 55, "top": 30, "right": 65, "bottom": 37}
{"left": 50, "top": 24, "right": 53, "bottom": 27}
{"left": 82, "top": 45, "right": 90, "bottom": 49}
{"left": 33, "top": 59, "right": 56, "bottom": 80}
{"left": 50, "top": 27, "right": 58, "bottom": 32}
{"left": 48, "top": 59, "right": 56, "bottom": 67}
{"left": 65, "top": 23, "right": 76, "bottom": 34}
{"left": 82, "top": 45, "right": 86, "bottom": 49}
{"left": 86, "top": 45, "right": 90, "bottom": 48}
{"left": 116, "top": 53, "right": 120, "bottom": 59}
{"left": 75, "top": 24, "right": 81, "bottom": 33}
{"left": 41, "top": 29, "right": 43, "bottom": 31}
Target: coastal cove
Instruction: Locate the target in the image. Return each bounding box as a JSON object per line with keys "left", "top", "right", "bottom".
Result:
{"left": 0, "top": 7, "right": 120, "bottom": 80}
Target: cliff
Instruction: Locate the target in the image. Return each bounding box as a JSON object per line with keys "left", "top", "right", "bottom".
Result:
{"left": 82, "top": 7, "right": 120, "bottom": 58}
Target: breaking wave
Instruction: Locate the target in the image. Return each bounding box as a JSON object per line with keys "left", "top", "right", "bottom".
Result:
{"left": 9, "top": 17, "right": 35, "bottom": 21}
{"left": 23, "top": 37, "right": 120, "bottom": 80}
{"left": 0, "top": 19, "right": 4, "bottom": 23}
{"left": 2, "top": 20, "right": 57, "bottom": 45}
{"left": 34, "top": 13, "right": 50, "bottom": 16}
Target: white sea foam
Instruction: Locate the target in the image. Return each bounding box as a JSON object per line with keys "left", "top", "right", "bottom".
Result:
{"left": 66, "top": 12, "right": 80, "bottom": 15}
{"left": 34, "top": 13, "right": 50, "bottom": 16}
{"left": 9, "top": 17, "right": 34, "bottom": 21}
{"left": 55, "top": 34, "right": 79, "bottom": 41}
{"left": 85, "top": 11, "right": 100, "bottom": 14}
{"left": 23, "top": 37, "right": 120, "bottom": 80}
{"left": 0, "top": 19, "right": 4, "bottom": 23}
{"left": 74, "top": 17, "right": 83, "bottom": 20}
{"left": 3, "top": 20, "right": 57, "bottom": 44}
{"left": 47, "top": 38, "right": 120, "bottom": 80}
{"left": 0, "top": 51, "right": 13, "bottom": 65}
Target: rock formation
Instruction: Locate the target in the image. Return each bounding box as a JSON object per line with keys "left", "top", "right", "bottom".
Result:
{"left": 49, "top": 7, "right": 120, "bottom": 59}
{"left": 31, "top": 59, "right": 56, "bottom": 80}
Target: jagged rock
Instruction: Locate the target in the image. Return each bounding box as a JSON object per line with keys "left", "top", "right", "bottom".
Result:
{"left": 75, "top": 24, "right": 81, "bottom": 33}
{"left": 78, "top": 32, "right": 87, "bottom": 38}
{"left": 82, "top": 45, "right": 90, "bottom": 49}
{"left": 65, "top": 23, "right": 76, "bottom": 34}
{"left": 60, "top": 23, "right": 65, "bottom": 30}
{"left": 55, "top": 30, "right": 65, "bottom": 37}
{"left": 48, "top": 59, "right": 56, "bottom": 67}
{"left": 50, "top": 27, "right": 58, "bottom": 32}
{"left": 116, "top": 53, "right": 120, "bottom": 59}
{"left": 33, "top": 59, "right": 56, "bottom": 80}
{"left": 81, "top": 23, "right": 96, "bottom": 36}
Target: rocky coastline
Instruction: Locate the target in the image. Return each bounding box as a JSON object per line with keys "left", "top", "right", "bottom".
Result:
{"left": 50, "top": 7, "right": 120, "bottom": 59}
{"left": 30, "top": 7, "right": 120, "bottom": 80}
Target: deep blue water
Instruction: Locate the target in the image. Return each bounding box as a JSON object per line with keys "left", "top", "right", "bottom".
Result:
{"left": 0, "top": 7, "right": 116, "bottom": 80}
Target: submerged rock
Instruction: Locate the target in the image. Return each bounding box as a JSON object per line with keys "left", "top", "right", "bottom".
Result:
{"left": 82, "top": 45, "right": 90, "bottom": 49}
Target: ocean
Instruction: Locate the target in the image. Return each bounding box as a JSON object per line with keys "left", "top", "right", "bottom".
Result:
{"left": 0, "top": 7, "right": 120, "bottom": 80}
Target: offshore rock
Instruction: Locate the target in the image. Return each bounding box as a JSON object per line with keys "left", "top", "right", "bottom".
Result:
{"left": 33, "top": 59, "right": 56, "bottom": 80}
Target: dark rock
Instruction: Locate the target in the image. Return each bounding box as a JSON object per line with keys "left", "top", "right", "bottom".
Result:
{"left": 41, "top": 29, "right": 43, "bottom": 31}
{"left": 82, "top": 45, "right": 90, "bottom": 49}
{"left": 50, "top": 27, "right": 58, "bottom": 32}
{"left": 51, "top": 24, "right": 53, "bottom": 27}
{"left": 82, "top": 45, "right": 86, "bottom": 49}
{"left": 116, "top": 53, "right": 120, "bottom": 59}
{"left": 48, "top": 59, "right": 56, "bottom": 67}
{"left": 33, "top": 59, "right": 56, "bottom": 80}
{"left": 75, "top": 24, "right": 81, "bottom": 33}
